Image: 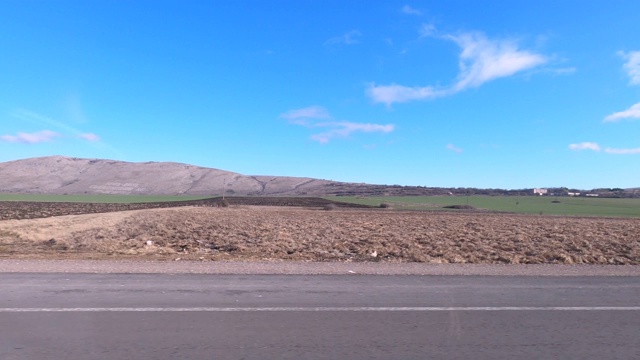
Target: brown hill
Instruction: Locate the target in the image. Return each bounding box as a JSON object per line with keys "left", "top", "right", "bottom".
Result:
{"left": 0, "top": 156, "right": 338, "bottom": 196}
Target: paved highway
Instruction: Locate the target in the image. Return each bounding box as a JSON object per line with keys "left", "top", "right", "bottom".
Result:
{"left": 1, "top": 273, "right": 639, "bottom": 359}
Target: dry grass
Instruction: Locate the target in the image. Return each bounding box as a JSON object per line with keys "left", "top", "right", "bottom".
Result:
{"left": 1, "top": 206, "right": 639, "bottom": 264}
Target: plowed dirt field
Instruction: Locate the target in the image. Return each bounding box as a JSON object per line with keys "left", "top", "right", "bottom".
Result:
{"left": 1, "top": 205, "right": 638, "bottom": 264}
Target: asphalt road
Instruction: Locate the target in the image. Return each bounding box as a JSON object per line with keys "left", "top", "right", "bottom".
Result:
{"left": 1, "top": 273, "right": 639, "bottom": 359}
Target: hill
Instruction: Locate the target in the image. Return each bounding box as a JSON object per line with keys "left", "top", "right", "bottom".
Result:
{"left": 0, "top": 156, "right": 336, "bottom": 196}
{"left": 1, "top": 156, "right": 638, "bottom": 197}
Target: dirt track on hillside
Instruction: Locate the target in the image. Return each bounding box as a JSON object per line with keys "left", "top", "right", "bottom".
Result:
{"left": 1, "top": 206, "right": 638, "bottom": 264}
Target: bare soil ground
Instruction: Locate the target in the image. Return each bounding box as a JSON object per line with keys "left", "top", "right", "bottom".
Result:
{"left": 1, "top": 204, "right": 638, "bottom": 264}
{"left": 0, "top": 197, "right": 371, "bottom": 221}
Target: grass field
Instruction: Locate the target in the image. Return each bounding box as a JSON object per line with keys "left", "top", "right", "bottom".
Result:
{"left": 0, "top": 194, "right": 211, "bottom": 203}
{"left": 329, "top": 196, "right": 640, "bottom": 217}
{"left": 1, "top": 193, "right": 639, "bottom": 217}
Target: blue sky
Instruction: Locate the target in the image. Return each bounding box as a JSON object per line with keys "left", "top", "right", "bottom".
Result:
{"left": 1, "top": 1, "right": 639, "bottom": 189}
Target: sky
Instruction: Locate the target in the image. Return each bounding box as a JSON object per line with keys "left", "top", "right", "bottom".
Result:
{"left": 1, "top": 0, "right": 639, "bottom": 189}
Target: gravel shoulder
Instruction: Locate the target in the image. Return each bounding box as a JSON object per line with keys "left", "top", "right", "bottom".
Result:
{"left": 1, "top": 259, "right": 639, "bottom": 276}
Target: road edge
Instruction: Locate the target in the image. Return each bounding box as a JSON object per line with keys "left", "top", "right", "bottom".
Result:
{"left": 1, "top": 260, "right": 640, "bottom": 276}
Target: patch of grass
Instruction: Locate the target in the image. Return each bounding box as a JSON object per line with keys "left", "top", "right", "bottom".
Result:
{"left": 328, "top": 196, "right": 640, "bottom": 218}
{"left": 0, "top": 194, "right": 211, "bottom": 204}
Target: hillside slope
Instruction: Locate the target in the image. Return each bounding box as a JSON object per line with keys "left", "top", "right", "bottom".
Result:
{"left": 0, "top": 156, "right": 336, "bottom": 196}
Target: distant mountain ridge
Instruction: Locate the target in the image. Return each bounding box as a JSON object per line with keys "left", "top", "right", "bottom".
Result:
{"left": 0, "top": 156, "right": 638, "bottom": 197}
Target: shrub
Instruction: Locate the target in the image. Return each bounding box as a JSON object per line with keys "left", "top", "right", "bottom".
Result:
{"left": 323, "top": 203, "right": 337, "bottom": 211}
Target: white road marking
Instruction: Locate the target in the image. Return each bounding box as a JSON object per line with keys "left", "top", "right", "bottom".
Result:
{"left": 1, "top": 307, "right": 639, "bottom": 312}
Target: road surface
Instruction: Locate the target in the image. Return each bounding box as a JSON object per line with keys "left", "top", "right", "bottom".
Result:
{"left": 1, "top": 272, "right": 639, "bottom": 359}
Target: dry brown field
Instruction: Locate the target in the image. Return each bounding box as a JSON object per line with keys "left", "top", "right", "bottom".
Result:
{"left": 1, "top": 204, "right": 638, "bottom": 264}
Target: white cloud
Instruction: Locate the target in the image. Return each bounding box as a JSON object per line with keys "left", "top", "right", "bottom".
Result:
{"left": 604, "top": 102, "right": 640, "bottom": 122}
{"left": 366, "top": 83, "right": 446, "bottom": 107}
{"left": 568, "top": 142, "right": 640, "bottom": 155}
{"left": 281, "top": 106, "right": 394, "bottom": 143}
{"left": 446, "top": 144, "right": 463, "bottom": 153}
{"left": 569, "top": 142, "right": 601, "bottom": 151}
{"left": 280, "top": 106, "right": 331, "bottom": 125}
{"left": 401, "top": 5, "right": 422, "bottom": 16}
{"left": 550, "top": 67, "right": 576, "bottom": 75}
{"left": 619, "top": 51, "right": 640, "bottom": 85}
{"left": 604, "top": 147, "right": 640, "bottom": 155}
{"left": 418, "top": 23, "right": 436, "bottom": 38}
{"left": 368, "top": 31, "right": 547, "bottom": 105}
{"left": 311, "top": 122, "right": 395, "bottom": 144}
{"left": 1, "top": 130, "right": 60, "bottom": 144}
{"left": 325, "top": 30, "right": 361, "bottom": 46}
{"left": 80, "top": 133, "right": 101, "bottom": 142}
{"left": 448, "top": 32, "right": 547, "bottom": 91}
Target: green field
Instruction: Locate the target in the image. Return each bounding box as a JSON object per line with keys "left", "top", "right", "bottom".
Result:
{"left": 0, "top": 194, "right": 211, "bottom": 203}
{"left": 329, "top": 195, "right": 640, "bottom": 217}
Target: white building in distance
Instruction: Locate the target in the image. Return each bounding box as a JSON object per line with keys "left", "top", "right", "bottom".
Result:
{"left": 533, "top": 188, "right": 548, "bottom": 195}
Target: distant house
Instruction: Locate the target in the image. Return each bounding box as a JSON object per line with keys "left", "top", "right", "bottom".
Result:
{"left": 533, "top": 188, "right": 548, "bottom": 196}
{"left": 567, "top": 192, "right": 581, "bottom": 196}
{"left": 586, "top": 193, "right": 599, "bottom": 197}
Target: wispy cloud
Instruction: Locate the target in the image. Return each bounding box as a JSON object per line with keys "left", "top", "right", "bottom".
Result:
{"left": 569, "top": 142, "right": 640, "bottom": 155}
{"left": 446, "top": 143, "right": 463, "bottom": 153}
{"left": 280, "top": 106, "right": 330, "bottom": 121}
{"left": 549, "top": 67, "right": 576, "bottom": 75}
{"left": 604, "top": 147, "right": 640, "bottom": 154}
{"left": 12, "top": 108, "right": 102, "bottom": 140}
{"left": 401, "top": 5, "right": 422, "bottom": 16}
{"left": 604, "top": 102, "right": 640, "bottom": 122}
{"left": 418, "top": 23, "right": 436, "bottom": 38}
{"left": 79, "top": 133, "right": 101, "bottom": 142}
{"left": 280, "top": 107, "right": 394, "bottom": 143}
{"left": 366, "top": 84, "right": 445, "bottom": 106}
{"left": 619, "top": 50, "right": 640, "bottom": 85}
{"left": 448, "top": 32, "right": 547, "bottom": 91}
{"left": 1, "top": 130, "right": 60, "bottom": 144}
{"left": 325, "top": 30, "right": 362, "bottom": 46}
{"left": 368, "top": 29, "right": 547, "bottom": 106}
{"left": 569, "top": 142, "right": 601, "bottom": 151}
{"left": 311, "top": 122, "right": 394, "bottom": 144}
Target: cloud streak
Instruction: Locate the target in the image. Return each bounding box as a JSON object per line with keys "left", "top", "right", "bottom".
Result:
{"left": 569, "top": 142, "right": 640, "bottom": 155}
{"left": 325, "top": 30, "right": 361, "bottom": 46}
{"left": 368, "top": 29, "right": 547, "bottom": 106}
{"left": 366, "top": 84, "right": 444, "bottom": 106}
{"left": 401, "top": 5, "right": 422, "bottom": 16}
{"left": 279, "top": 106, "right": 330, "bottom": 123}
{"left": 280, "top": 106, "right": 394, "bottom": 143}
{"left": 11, "top": 108, "right": 103, "bottom": 140}
{"left": 569, "top": 142, "right": 601, "bottom": 151}
{"left": 604, "top": 102, "right": 640, "bottom": 122}
{"left": 311, "top": 122, "right": 394, "bottom": 144}
{"left": 1, "top": 130, "right": 60, "bottom": 144}
{"left": 620, "top": 50, "right": 640, "bottom": 85}
{"left": 604, "top": 147, "right": 640, "bottom": 155}
{"left": 446, "top": 144, "right": 463, "bottom": 153}
{"left": 80, "top": 133, "right": 101, "bottom": 142}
